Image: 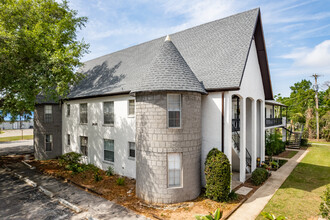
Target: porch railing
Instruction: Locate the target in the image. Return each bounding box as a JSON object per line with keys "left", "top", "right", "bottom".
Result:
{"left": 265, "top": 118, "right": 282, "bottom": 127}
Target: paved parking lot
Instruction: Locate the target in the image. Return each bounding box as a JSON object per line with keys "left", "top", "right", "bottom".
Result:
{"left": 0, "top": 169, "right": 74, "bottom": 220}
{"left": 0, "top": 140, "right": 33, "bottom": 156}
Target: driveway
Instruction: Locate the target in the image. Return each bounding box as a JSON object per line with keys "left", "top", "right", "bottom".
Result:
{"left": 0, "top": 168, "right": 74, "bottom": 219}
{"left": 0, "top": 140, "right": 34, "bottom": 156}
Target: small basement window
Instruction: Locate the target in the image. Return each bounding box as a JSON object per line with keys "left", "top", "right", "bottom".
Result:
{"left": 67, "top": 104, "right": 70, "bottom": 117}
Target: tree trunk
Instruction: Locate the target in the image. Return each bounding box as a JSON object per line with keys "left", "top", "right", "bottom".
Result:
{"left": 305, "top": 108, "right": 313, "bottom": 139}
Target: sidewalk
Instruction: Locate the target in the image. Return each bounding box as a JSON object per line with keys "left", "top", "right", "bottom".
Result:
{"left": 5, "top": 162, "right": 147, "bottom": 220}
{"left": 228, "top": 149, "right": 309, "bottom": 220}
{"left": 0, "top": 140, "right": 33, "bottom": 156}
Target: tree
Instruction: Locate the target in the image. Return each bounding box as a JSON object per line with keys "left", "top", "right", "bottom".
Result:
{"left": 276, "top": 79, "right": 330, "bottom": 140}
{"left": 0, "top": 0, "right": 89, "bottom": 119}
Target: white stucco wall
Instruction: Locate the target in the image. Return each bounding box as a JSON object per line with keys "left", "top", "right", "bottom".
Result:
{"left": 62, "top": 94, "right": 136, "bottom": 179}
{"left": 201, "top": 92, "right": 222, "bottom": 185}
{"left": 201, "top": 39, "right": 267, "bottom": 184}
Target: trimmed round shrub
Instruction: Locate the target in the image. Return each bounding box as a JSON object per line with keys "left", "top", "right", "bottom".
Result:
{"left": 251, "top": 168, "right": 269, "bottom": 186}
{"left": 204, "top": 148, "right": 231, "bottom": 202}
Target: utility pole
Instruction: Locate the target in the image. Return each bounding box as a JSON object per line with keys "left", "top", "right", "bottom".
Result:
{"left": 311, "top": 74, "right": 320, "bottom": 141}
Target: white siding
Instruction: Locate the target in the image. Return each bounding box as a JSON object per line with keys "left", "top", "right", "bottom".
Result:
{"left": 62, "top": 94, "right": 136, "bottom": 178}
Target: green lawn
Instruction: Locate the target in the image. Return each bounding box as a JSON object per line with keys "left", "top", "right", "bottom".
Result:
{"left": 0, "top": 135, "right": 33, "bottom": 142}
{"left": 257, "top": 144, "right": 330, "bottom": 220}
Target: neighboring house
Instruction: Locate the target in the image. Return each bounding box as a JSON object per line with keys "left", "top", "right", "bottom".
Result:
{"left": 34, "top": 8, "right": 287, "bottom": 204}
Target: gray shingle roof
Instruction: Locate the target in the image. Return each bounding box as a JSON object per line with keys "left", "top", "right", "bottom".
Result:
{"left": 68, "top": 8, "right": 261, "bottom": 99}
{"left": 131, "top": 37, "right": 207, "bottom": 94}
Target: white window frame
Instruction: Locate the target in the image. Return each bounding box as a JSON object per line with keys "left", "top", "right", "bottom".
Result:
{"left": 128, "top": 142, "right": 135, "bottom": 159}
{"left": 103, "top": 101, "right": 114, "bottom": 126}
{"left": 167, "top": 94, "right": 181, "bottom": 128}
{"left": 45, "top": 134, "right": 53, "bottom": 151}
{"left": 167, "top": 153, "right": 182, "bottom": 188}
{"left": 44, "top": 105, "right": 52, "bottom": 123}
{"left": 104, "top": 139, "right": 114, "bottom": 163}
{"left": 128, "top": 99, "right": 135, "bottom": 117}
{"left": 79, "top": 103, "right": 88, "bottom": 124}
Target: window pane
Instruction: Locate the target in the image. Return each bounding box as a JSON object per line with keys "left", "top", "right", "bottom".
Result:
{"left": 168, "top": 153, "right": 182, "bottom": 187}
{"left": 129, "top": 100, "right": 135, "bottom": 115}
{"left": 104, "top": 102, "right": 114, "bottom": 124}
{"left": 80, "top": 136, "right": 88, "bottom": 156}
{"left": 67, "top": 134, "right": 70, "bottom": 145}
{"left": 168, "top": 94, "right": 181, "bottom": 128}
{"left": 44, "top": 105, "right": 52, "bottom": 114}
{"left": 169, "top": 111, "right": 180, "bottom": 127}
{"left": 46, "top": 143, "right": 52, "bottom": 151}
{"left": 129, "top": 142, "right": 135, "bottom": 158}
{"left": 80, "top": 103, "right": 87, "bottom": 123}
{"left": 104, "top": 139, "right": 114, "bottom": 162}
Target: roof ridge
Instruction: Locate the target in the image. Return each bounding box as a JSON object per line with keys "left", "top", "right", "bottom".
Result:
{"left": 82, "top": 8, "right": 260, "bottom": 65}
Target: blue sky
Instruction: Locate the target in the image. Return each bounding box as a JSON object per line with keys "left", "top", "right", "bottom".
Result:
{"left": 68, "top": 0, "right": 330, "bottom": 97}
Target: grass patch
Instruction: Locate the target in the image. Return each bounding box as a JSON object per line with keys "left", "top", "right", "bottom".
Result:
{"left": 0, "top": 135, "right": 33, "bottom": 142}
{"left": 257, "top": 145, "right": 330, "bottom": 220}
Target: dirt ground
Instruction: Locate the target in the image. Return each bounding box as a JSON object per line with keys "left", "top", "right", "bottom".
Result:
{"left": 276, "top": 150, "right": 298, "bottom": 158}
{"left": 27, "top": 159, "right": 258, "bottom": 220}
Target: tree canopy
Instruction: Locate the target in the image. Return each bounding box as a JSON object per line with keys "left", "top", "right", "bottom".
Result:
{"left": 0, "top": 0, "right": 89, "bottom": 120}
{"left": 276, "top": 79, "right": 330, "bottom": 140}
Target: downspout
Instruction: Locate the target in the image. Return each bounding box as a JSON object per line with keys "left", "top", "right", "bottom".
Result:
{"left": 221, "top": 92, "right": 224, "bottom": 152}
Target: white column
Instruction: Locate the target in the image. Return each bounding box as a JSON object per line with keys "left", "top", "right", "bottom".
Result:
{"left": 223, "top": 92, "right": 232, "bottom": 165}
{"left": 261, "top": 101, "right": 266, "bottom": 162}
{"left": 251, "top": 99, "right": 257, "bottom": 171}
{"left": 240, "top": 97, "right": 246, "bottom": 182}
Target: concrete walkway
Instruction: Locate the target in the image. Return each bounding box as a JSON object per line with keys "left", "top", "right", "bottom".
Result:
{"left": 228, "top": 149, "right": 309, "bottom": 220}
{"left": 4, "top": 162, "right": 148, "bottom": 220}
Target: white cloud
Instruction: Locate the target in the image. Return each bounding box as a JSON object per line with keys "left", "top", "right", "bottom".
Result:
{"left": 283, "top": 40, "right": 330, "bottom": 69}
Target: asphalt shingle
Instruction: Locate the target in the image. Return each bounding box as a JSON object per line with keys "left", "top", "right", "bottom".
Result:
{"left": 68, "top": 8, "right": 260, "bottom": 99}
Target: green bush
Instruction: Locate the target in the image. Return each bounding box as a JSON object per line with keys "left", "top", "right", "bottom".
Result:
{"left": 195, "top": 208, "right": 223, "bottom": 220}
{"left": 59, "top": 152, "right": 82, "bottom": 166}
{"left": 300, "top": 138, "right": 308, "bottom": 146}
{"left": 106, "top": 166, "right": 114, "bottom": 176}
{"left": 266, "top": 131, "right": 286, "bottom": 157}
{"left": 94, "top": 170, "right": 103, "bottom": 182}
{"left": 319, "top": 186, "right": 330, "bottom": 219}
{"left": 204, "top": 148, "right": 231, "bottom": 202}
{"left": 252, "top": 168, "right": 269, "bottom": 186}
{"left": 116, "top": 177, "right": 125, "bottom": 186}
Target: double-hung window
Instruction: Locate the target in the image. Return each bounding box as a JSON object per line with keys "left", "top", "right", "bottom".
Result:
{"left": 80, "top": 136, "right": 88, "bottom": 156}
{"left": 80, "top": 103, "right": 88, "bottom": 124}
{"left": 45, "top": 134, "right": 53, "bottom": 151}
{"left": 104, "top": 139, "right": 114, "bottom": 162}
{"left": 128, "top": 142, "right": 135, "bottom": 158}
{"left": 167, "top": 94, "right": 181, "bottom": 128}
{"left": 104, "top": 101, "right": 114, "bottom": 125}
{"left": 67, "top": 104, "right": 70, "bottom": 117}
{"left": 168, "top": 153, "right": 182, "bottom": 187}
{"left": 128, "top": 100, "right": 135, "bottom": 116}
{"left": 44, "top": 105, "right": 52, "bottom": 123}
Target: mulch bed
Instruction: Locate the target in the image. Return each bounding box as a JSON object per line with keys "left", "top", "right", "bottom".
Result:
{"left": 28, "top": 159, "right": 250, "bottom": 220}
{"left": 276, "top": 150, "right": 298, "bottom": 158}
